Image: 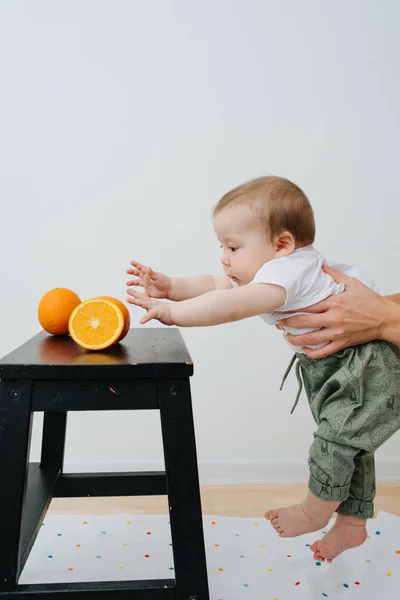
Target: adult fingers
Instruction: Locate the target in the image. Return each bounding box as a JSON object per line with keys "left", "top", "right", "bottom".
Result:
{"left": 280, "top": 312, "right": 331, "bottom": 329}
{"left": 285, "top": 328, "right": 336, "bottom": 347}
{"left": 302, "top": 340, "right": 347, "bottom": 359}
{"left": 322, "top": 264, "right": 355, "bottom": 286}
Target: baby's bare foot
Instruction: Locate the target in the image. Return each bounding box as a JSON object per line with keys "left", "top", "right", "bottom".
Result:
{"left": 265, "top": 492, "right": 339, "bottom": 538}
{"left": 310, "top": 514, "right": 367, "bottom": 563}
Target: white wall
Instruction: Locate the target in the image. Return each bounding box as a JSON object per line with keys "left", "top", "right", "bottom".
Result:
{"left": 1, "top": 0, "right": 399, "bottom": 483}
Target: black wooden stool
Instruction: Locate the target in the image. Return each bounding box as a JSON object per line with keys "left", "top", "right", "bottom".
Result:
{"left": 0, "top": 328, "right": 209, "bottom": 599}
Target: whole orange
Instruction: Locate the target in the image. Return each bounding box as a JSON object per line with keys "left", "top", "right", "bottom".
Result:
{"left": 38, "top": 288, "right": 82, "bottom": 335}
{"left": 99, "top": 296, "right": 130, "bottom": 342}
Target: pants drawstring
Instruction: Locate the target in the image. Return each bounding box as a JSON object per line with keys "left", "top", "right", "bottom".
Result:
{"left": 280, "top": 355, "right": 303, "bottom": 414}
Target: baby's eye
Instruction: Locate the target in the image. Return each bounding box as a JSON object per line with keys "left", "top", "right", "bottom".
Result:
{"left": 229, "top": 246, "right": 237, "bottom": 252}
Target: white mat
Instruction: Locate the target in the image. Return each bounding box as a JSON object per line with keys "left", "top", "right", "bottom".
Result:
{"left": 19, "top": 511, "right": 400, "bottom": 599}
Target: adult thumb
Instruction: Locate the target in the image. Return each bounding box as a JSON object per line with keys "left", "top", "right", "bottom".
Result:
{"left": 322, "top": 264, "right": 355, "bottom": 286}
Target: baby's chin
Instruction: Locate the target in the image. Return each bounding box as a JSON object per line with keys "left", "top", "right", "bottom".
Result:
{"left": 232, "top": 277, "right": 248, "bottom": 286}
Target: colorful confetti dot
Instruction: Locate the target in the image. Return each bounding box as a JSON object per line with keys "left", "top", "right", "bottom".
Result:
{"left": 126, "top": 521, "right": 131, "bottom": 525}
{"left": 295, "top": 581, "right": 300, "bottom": 586}
{"left": 119, "top": 565, "right": 124, "bottom": 570}
{"left": 48, "top": 555, "right": 53, "bottom": 559}
{"left": 214, "top": 544, "right": 220, "bottom": 547}
{"left": 76, "top": 544, "right": 81, "bottom": 548}
{"left": 253, "top": 523, "right": 259, "bottom": 527}
{"left": 260, "top": 544, "right": 265, "bottom": 547}
{"left": 211, "top": 521, "right": 216, "bottom": 525}
{"left": 240, "top": 555, "right": 245, "bottom": 558}
{"left": 287, "top": 554, "right": 292, "bottom": 558}
{"left": 146, "top": 531, "right": 151, "bottom": 535}
{"left": 123, "top": 543, "right": 128, "bottom": 547}
{"left": 386, "top": 572, "right": 392, "bottom": 577}
{"left": 68, "top": 568, "right": 74, "bottom": 571}
{"left": 396, "top": 550, "right": 400, "bottom": 554}
{"left": 234, "top": 533, "right": 240, "bottom": 536}
{"left": 343, "top": 584, "right": 349, "bottom": 588}
{"left": 144, "top": 554, "right": 150, "bottom": 558}
{"left": 218, "top": 568, "right": 224, "bottom": 572}
{"left": 83, "top": 521, "right": 88, "bottom": 525}
{"left": 57, "top": 534, "right": 62, "bottom": 537}
{"left": 267, "top": 568, "right": 273, "bottom": 572}
{"left": 316, "top": 562, "right": 322, "bottom": 566}
{"left": 169, "top": 567, "right": 174, "bottom": 571}
{"left": 376, "top": 531, "right": 380, "bottom": 535}
{"left": 96, "top": 556, "right": 101, "bottom": 559}
{"left": 322, "top": 594, "right": 328, "bottom": 598}
{"left": 243, "top": 584, "right": 249, "bottom": 588}
{"left": 102, "top": 531, "right": 106, "bottom": 534}
{"left": 305, "top": 543, "right": 310, "bottom": 547}
{"left": 354, "top": 582, "right": 360, "bottom": 585}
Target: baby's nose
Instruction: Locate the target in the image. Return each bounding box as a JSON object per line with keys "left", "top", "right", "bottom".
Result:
{"left": 221, "top": 254, "right": 230, "bottom": 267}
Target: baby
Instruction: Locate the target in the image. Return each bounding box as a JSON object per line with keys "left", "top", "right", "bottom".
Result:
{"left": 126, "top": 176, "right": 400, "bottom": 563}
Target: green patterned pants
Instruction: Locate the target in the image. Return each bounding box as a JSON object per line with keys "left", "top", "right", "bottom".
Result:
{"left": 297, "top": 341, "right": 400, "bottom": 519}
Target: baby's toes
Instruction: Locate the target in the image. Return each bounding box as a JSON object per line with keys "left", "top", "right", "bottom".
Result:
{"left": 265, "top": 509, "right": 278, "bottom": 521}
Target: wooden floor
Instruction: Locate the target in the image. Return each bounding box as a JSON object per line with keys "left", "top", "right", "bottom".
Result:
{"left": 49, "top": 482, "right": 400, "bottom": 517}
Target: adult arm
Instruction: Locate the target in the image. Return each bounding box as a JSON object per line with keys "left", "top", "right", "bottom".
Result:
{"left": 280, "top": 265, "right": 400, "bottom": 358}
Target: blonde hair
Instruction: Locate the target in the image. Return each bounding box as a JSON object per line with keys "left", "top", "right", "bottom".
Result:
{"left": 213, "top": 176, "right": 315, "bottom": 247}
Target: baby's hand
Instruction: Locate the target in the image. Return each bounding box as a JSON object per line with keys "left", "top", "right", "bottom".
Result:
{"left": 126, "top": 288, "right": 173, "bottom": 326}
{"left": 126, "top": 261, "right": 171, "bottom": 299}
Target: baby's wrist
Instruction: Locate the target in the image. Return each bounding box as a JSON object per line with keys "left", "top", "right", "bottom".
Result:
{"left": 166, "top": 276, "right": 173, "bottom": 300}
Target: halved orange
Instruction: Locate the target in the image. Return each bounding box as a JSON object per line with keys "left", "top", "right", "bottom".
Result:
{"left": 68, "top": 298, "right": 124, "bottom": 350}
{"left": 98, "top": 296, "right": 130, "bottom": 342}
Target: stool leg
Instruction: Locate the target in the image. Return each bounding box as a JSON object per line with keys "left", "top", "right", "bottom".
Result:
{"left": 0, "top": 379, "right": 33, "bottom": 592}
{"left": 40, "top": 411, "right": 67, "bottom": 470}
{"left": 159, "top": 378, "right": 209, "bottom": 600}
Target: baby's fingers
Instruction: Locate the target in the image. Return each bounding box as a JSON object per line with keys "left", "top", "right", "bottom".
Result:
{"left": 130, "top": 260, "right": 148, "bottom": 273}
{"left": 140, "top": 310, "right": 156, "bottom": 325}
{"left": 125, "top": 294, "right": 151, "bottom": 310}
{"left": 126, "top": 278, "right": 143, "bottom": 287}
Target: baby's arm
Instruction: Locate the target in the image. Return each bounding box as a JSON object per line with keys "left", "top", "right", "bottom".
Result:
{"left": 127, "top": 260, "right": 231, "bottom": 301}
{"left": 127, "top": 283, "right": 286, "bottom": 327}
{"left": 169, "top": 274, "right": 232, "bottom": 301}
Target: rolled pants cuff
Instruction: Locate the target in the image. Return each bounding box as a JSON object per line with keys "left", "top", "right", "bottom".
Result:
{"left": 308, "top": 474, "right": 350, "bottom": 502}
{"left": 336, "top": 498, "right": 374, "bottom": 519}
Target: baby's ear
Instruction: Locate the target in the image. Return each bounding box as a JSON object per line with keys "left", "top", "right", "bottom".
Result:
{"left": 275, "top": 231, "right": 295, "bottom": 255}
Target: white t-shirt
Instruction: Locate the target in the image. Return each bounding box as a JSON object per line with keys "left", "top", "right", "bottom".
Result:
{"left": 251, "top": 245, "right": 378, "bottom": 353}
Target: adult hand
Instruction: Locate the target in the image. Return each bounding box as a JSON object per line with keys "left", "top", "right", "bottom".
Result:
{"left": 280, "top": 265, "right": 389, "bottom": 358}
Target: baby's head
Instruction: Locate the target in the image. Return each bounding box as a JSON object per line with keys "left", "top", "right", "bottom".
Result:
{"left": 213, "top": 176, "right": 315, "bottom": 285}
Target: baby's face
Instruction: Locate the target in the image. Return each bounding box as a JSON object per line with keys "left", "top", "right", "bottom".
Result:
{"left": 213, "top": 204, "right": 277, "bottom": 285}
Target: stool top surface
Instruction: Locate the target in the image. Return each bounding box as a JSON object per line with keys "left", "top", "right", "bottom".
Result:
{"left": 0, "top": 328, "right": 193, "bottom": 379}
